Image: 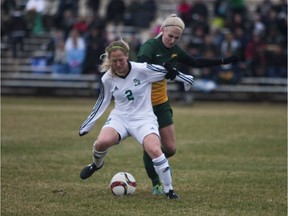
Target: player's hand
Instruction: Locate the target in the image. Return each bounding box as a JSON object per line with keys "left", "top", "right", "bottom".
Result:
{"left": 223, "top": 55, "right": 239, "bottom": 65}
{"left": 163, "top": 62, "right": 179, "bottom": 80}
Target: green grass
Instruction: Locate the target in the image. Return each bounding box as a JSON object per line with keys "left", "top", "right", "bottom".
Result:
{"left": 1, "top": 96, "right": 287, "bottom": 216}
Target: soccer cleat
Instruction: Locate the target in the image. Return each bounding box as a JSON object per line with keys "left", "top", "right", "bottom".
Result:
{"left": 152, "top": 184, "right": 164, "bottom": 195}
{"left": 165, "top": 190, "right": 180, "bottom": 199}
{"left": 80, "top": 162, "right": 103, "bottom": 179}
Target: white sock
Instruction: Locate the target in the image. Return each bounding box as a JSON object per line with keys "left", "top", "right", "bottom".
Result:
{"left": 152, "top": 153, "right": 173, "bottom": 193}
{"left": 92, "top": 143, "right": 109, "bottom": 168}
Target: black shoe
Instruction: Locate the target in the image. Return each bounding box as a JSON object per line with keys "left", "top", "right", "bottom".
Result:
{"left": 165, "top": 190, "right": 180, "bottom": 199}
{"left": 80, "top": 162, "right": 103, "bottom": 179}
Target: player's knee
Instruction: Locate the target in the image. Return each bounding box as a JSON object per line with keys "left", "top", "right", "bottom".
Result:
{"left": 163, "top": 148, "right": 176, "bottom": 158}
{"left": 94, "top": 139, "right": 111, "bottom": 151}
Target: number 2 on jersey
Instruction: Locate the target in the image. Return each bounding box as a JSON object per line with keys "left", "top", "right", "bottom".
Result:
{"left": 125, "top": 90, "right": 134, "bottom": 101}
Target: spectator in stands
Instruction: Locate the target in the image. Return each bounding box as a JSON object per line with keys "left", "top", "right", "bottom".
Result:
{"left": 226, "top": 12, "right": 250, "bottom": 34}
{"left": 73, "top": 16, "right": 89, "bottom": 38}
{"left": 124, "top": 0, "right": 141, "bottom": 27}
{"left": 188, "top": 25, "right": 207, "bottom": 55}
{"left": 53, "top": 0, "right": 78, "bottom": 33}
{"left": 220, "top": 30, "right": 241, "bottom": 57}
{"left": 126, "top": 0, "right": 157, "bottom": 29}
{"left": 177, "top": 0, "right": 192, "bottom": 26}
{"left": 88, "top": 12, "right": 107, "bottom": 33}
{"left": 1, "top": 0, "right": 17, "bottom": 46}
{"left": 265, "top": 26, "right": 287, "bottom": 78}
{"left": 57, "top": 0, "right": 78, "bottom": 17}
{"left": 65, "top": 28, "right": 86, "bottom": 74}
{"left": 214, "top": 0, "right": 229, "bottom": 19}
{"left": 82, "top": 27, "right": 107, "bottom": 74}
{"left": 86, "top": 0, "right": 101, "bottom": 14}
{"left": 50, "top": 29, "right": 68, "bottom": 75}
{"left": 213, "top": 48, "right": 242, "bottom": 84}
{"left": 8, "top": 7, "right": 28, "bottom": 58}
{"left": 25, "top": 0, "right": 46, "bottom": 34}
{"left": 189, "top": 0, "right": 209, "bottom": 29}
{"left": 255, "top": 0, "right": 274, "bottom": 25}
{"left": 252, "top": 13, "right": 266, "bottom": 36}
{"left": 106, "top": 0, "right": 126, "bottom": 25}
{"left": 245, "top": 31, "right": 266, "bottom": 77}
{"left": 274, "top": 0, "right": 287, "bottom": 37}
{"left": 42, "top": 0, "right": 59, "bottom": 31}
{"left": 52, "top": 39, "right": 68, "bottom": 75}
{"left": 200, "top": 33, "right": 220, "bottom": 57}
{"left": 1, "top": 0, "right": 16, "bottom": 13}
{"left": 141, "top": 0, "right": 157, "bottom": 28}
{"left": 228, "top": 0, "right": 247, "bottom": 17}
{"left": 233, "top": 26, "right": 249, "bottom": 75}
{"left": 59, "top": 9, "right": 77, "bottom": 40}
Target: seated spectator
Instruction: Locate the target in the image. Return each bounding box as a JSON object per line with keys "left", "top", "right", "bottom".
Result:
{"left": 177, "top": 0, "right": 192, "bottom": 26}
{"left": 86, "top": 0, "right": 101, "bottom": 14}
{"left": 50, "top": 30, "right": 68, "bottom": 75}
{"left": 73, "top": 16, "right": 89, "bottom": 38}
{"left": 42, "top": 0, "right": 59, "bottom": 31}
{"left": 189, "top": 0, "right": 209, "bottom": 29}
{"left": 25, "top": 0, "right": 46, "bottom": 34}
{"left": 141, "top": 0, "right": 157, "bottom": 28}
{"left": 82, "top": 27, "right": 107, "bottom": 74}
{"left": 65, "top": 28, "right": 86, "bottom": 74}
{"left": 9, "top": 8, "right": 28, "bottom": 58}
{"left": 265, "top": 44, "right": 287, "bottom": 78}
{"left": 106, "top": 0, "right": 126, "bottom": 25}
{"left": 265, "top": 26, "right": 287, "bottom": 77}
{"left": 124, "top": 0, "right": 142, "bottom": 26}
{"left": 214, "top": 63, "right": 241, "bottom": 84}
{"left": 214, "top": 0, "right": 229, "bottom": 19}
{"left": 245, "top": 32, "right": 266, "bottom": 77}
{"left": 228, "top": 0, "right": 247, "bottom": 17}
{"left": 220, "top": 30, "right": 241, "bottom": 56}
{"left": 52, "top": 39, "right": 68, "bottom": 75}
{"left": 214, "top": 49, "right": 242, "bottom": 84}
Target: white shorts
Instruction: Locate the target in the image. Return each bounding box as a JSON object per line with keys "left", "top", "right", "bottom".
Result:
{"left": 102, "top": 112, "right": 160, "bottom": 144}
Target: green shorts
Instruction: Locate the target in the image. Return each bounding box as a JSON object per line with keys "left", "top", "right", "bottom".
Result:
{"left": 153, "top": 101, "right": 173, "bottom": 129}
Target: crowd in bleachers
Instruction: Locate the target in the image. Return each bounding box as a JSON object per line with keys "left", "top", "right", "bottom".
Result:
{"left": 176, "top": 0, "right": 287, "bottom": 84}
{"left": 1, "top": 0, "right": 287, "bottom": 83}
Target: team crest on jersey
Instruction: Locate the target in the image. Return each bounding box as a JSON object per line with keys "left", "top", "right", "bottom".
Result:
{"left": 133, "top": 79, "right": 140, "bottom": 86}
{"left": 171, "top": 54, "right": 177, "bottom": 58}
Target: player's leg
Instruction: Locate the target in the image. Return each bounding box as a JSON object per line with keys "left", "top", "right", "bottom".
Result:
{"left": 80, "top": 127, "right": 120, "bottom": 180}
{"left": 159, "top": 124, "right": 176, "bottom": 157}
{"left": 143, "top": 133, "right": 179, "bottom": 199}
{"left": 143, "top": 101, "right": 176, "bottom": 194}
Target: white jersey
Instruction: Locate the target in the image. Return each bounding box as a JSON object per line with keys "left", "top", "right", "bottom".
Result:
{"left": 79, "top": 61, "right": 193, "bottom": 136}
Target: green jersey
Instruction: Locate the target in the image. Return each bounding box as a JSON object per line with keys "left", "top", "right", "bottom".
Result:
{"left": 137, "top": 36, "right": 188, "bottom": 105}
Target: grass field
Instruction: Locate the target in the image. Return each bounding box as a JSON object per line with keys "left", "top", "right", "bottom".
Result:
{"left": 1, "top": 96, "right": 287, "bottom": 216}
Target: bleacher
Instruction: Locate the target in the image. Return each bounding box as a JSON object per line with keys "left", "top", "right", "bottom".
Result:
{"left": 1, "top": 0, "right": 287, "bottom": 102}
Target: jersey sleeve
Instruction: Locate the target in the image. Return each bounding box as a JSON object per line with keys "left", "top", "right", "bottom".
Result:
{"left": 79, "top": 76, "right": 112, "bottom": 136}
{"left": 144, "top": 63, "right": 167, "bottom": 83}
{"left": 177, "top": 47, "right": 222, "bottom": 67}
{"left": 142, "top": 62, "right": 194, "bottom": 88}
{"left": 174, "top": 71, "right": 194, "bottom": 91}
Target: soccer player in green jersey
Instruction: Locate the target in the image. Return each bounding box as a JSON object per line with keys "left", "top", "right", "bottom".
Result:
{"left": 137, "top": 14, "right": 239, "bottom": 195}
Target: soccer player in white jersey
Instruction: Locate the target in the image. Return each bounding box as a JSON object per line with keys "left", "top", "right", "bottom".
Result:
{"left": 79, "top": 39, "right": 193, "bottom": 199}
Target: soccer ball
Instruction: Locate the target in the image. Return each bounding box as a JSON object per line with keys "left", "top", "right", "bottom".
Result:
{"left": 109, "top": 172, "right": 136, "bottom": 196}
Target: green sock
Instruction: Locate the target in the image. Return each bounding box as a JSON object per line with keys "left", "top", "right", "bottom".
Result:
{"left": 143, "top": 151, "right": 161, "bottom": 186}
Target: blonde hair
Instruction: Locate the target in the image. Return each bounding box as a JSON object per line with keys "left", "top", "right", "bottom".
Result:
{"left": 161, "top": 14, "right": 185, "bottom": 31}
{"left": 155, "top": 14, "right": 185, "bottom": 38}
{"left": 99, "top": 39, "right": 130, "bottom": 73}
